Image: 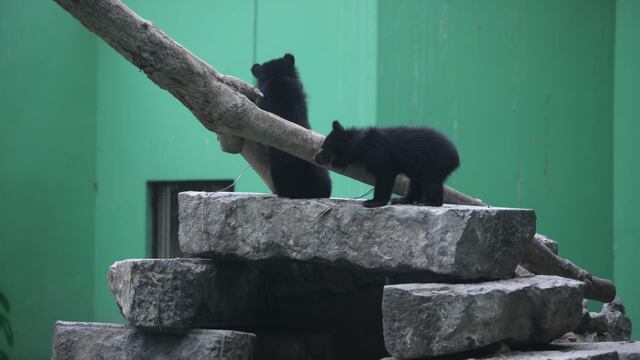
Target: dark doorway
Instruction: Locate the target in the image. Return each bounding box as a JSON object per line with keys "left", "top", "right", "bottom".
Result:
{"left": 148, "top": 180, "right": 233, "bottom": 258}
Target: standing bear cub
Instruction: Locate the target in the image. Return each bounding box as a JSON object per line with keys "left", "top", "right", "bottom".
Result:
{"left": 314, "top": 121, "right": 459, "bottom": 208}
{"left": 251, "top": 53, "right": 332, "bottom": 198}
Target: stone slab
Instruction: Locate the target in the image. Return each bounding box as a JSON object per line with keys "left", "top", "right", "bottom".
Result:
{"left": 560, "top": 297, "right": 632, "bottom": 343}
{"left": 382, "top": 276, "right": 585, "bottom": 358}
{"left": 178, "top": 192, "right": 535, "bottom": 280}
{"left": 565, "top": 343, "right": 640, "bottom": 360}
{"left": 51, "top": 321, "right": 255, "bottom": 360}
{"left": 475, "top": 349, "right": 619, "bottom": 360}
{"left": 108, "top": 259, "right": 269, "bottom": 329}
{"left": 381, "top": 349, "right": 618, "bottom": 359}
{"left": 380, "top": 342, "right": 640, "bottom": 360}
{"left": 108, "top": 259, "right": 389, "bottom": 359}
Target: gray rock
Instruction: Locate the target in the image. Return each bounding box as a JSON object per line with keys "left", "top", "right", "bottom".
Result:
{"left": 108, "top": 259, "right": 389, "bottom": 359}
{"left": 380, "top": 348, "right": 619, "bottom": 360}
{"left": 178, "top": 192, "right": 535, "bottom": 280}
{"left": 380, "top": 342, "right": 640, "bottom": 360}
{"left": 51, "top": 321, "right": 255, "bottom": 360}
{"left": 478, "top": 349, "right": 620, "bottom": 360}
{"left": 108, "top": 259, "right": 270, "bottom": 329}
{"left": 559, "top": 342, "right": 640, "bottom": 360}
{"left": 562, "top": 297, "right": 632, "bottom": 343}
{"left": 601, "top": 299, "right": 632, "bottom": 341}
{"left": 382, "top": 276, "right": 585, "bottom": 358}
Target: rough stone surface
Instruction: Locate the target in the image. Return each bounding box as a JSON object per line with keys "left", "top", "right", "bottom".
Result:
{"left": 476, "top": 349, "right": 619, "bottom": 360}
{"left": 561, "top": 298, "right": 632, "bottom": 343}
{"left": 382, "top": 276, "right": 585, "bottom": 358}
{"left": 178, "top": 192, "right": 535, "bottom": 280}
{"left": 51, "top": 321, "right": 255, "bottom": 360}
{"left": 108, "top": 259, "right": 269, "bottom": 329}
{"left": 381, "top": 348, "right": 619, "bottom": 360}
{"left": 380, "top": 342, "right": 640, "bottom": 360}
{"left": 566, "top": 342, "right": 640, "bottom": 360}
{"left": 108, "top": 259, "right": 389, "bottom": 359}
{"left": 600, "top": 300, "right": 633, "bottom": 341}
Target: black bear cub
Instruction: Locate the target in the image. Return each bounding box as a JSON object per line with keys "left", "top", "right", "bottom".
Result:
{"left": 314, "top": 121, "right": 460, "bottom": 208}
{"left": 251, "top": 53, "right": 331, "bottom": 198}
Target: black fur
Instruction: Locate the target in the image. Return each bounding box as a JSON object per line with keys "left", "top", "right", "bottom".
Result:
{"left": 314, "top": 121, "right": 460, "bottom": 208}
{"left": 251, "top": 54, "right": 331, "bottom": 198}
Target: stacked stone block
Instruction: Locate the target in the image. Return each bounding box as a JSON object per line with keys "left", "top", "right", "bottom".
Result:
{"left": 52, "top": 192, "right": 637, "bottom": 359}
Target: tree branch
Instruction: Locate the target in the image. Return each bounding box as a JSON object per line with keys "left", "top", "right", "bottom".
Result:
{"left": 54, "top": 0, "right": 614, "bottom": 302}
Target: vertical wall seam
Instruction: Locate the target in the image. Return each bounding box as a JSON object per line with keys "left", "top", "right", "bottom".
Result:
{"left": 611, "top": 0, "right": 619, "bottom": 283}
{"left": 92, "top": 35, "right": 99, "bottom": 322}
{"left": 252, "top": 0, "right": 258, "bottom": 66}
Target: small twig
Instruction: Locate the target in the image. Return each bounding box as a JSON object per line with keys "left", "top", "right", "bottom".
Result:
{"left": 352, "top": 188, "right": 374, "bottom": 200}
{"left": 214, "top": 165, "right": 251, "bottom": 193}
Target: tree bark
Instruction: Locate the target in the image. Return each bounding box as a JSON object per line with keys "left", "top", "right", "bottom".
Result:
{"left": 54, "top": 0, "right": 614, "bottom": 302}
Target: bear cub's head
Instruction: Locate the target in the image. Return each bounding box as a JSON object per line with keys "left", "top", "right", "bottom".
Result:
{"left": 251, "top": 53, "right": 298, "bottom": 87}
{"left": 314, "top": 120, "right": 356, "bottom": 169}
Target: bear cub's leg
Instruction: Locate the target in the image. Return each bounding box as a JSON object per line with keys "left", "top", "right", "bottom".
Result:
{"left": 422, "top": 178, "right": 445, "bottom": 207}
{"left": 391, "top": 177, "right": 422, "bottom": 205}
{"left": 363, "top": 174, "right": 396, "bottom": 208}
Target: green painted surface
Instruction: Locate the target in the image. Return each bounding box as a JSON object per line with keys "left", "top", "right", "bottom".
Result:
{"left": 93, "top": 0, "right": 259, "bottom": 322}
{"left": 0, "top": 2, "right": 96, "bottom": 359}
{"left": 255, "top": 0, "right": 378, "bottom": 198}
{"left": 377, "top": 0, "right": 615, "bottom": 283}
{"left": 614, "top": 0, "right": 640, "bottom": 340}
{"left": 1, "top": 1, "right": 638, "bottom": 358}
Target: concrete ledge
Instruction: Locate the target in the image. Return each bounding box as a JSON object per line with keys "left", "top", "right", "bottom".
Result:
{"left": 565, "top": 342, "right": 640, "bottom": 360}
{"left": 51, "top": 321, "right": 255, "bottom": 360}
{"left": 108, "top": 259, "right": 269, "bottom": 329}
{"left": 381, "top": 349, "right": 618, "bottom": 360}
{"left": 108, "top": 259, "right": 390, "bottom": 359}
{"left": 382, "top": 276, "right": 585, "bottom": 358}
{"left": 381, "top": 342, "right": 640, "bottom": 360}
{"left": 178, "top": 192, "right": 535, "bottom": 280}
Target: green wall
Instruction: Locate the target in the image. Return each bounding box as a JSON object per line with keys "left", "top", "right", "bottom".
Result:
{"left": 1, "top": 1, "right": 638, "bottom": 358}
{"left": 0, "top": 2, "right": 96, "bottom": 359}
{"left": 614, "top": 0, "right": 640, "bottom": 340}
{"left": 378, "top": 0, "right": 615, "bottom": 284}
{"left": 94, "top": 0, "right": 261, "bottom": 322}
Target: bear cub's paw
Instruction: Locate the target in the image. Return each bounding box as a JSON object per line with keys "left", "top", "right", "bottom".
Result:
{"left": 390, "top": 197, "right": 418, "bottom": 205}
{"left": 363, "top": 199, "right": 389, "bottom": 208}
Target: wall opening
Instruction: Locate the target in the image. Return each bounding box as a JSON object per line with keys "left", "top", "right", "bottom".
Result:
{"left": 148, "top": 180, "right": 233, "bottom": 258}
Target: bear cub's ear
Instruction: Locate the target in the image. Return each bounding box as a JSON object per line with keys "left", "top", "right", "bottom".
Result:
{"left": 283, "top": 53, "right": 295, "bottom": 66}
{"left": 251, "top": 64, "right": 263, "bottom": 78}
{"left": 332, "top": 120, "right": 344, "bottom": 132}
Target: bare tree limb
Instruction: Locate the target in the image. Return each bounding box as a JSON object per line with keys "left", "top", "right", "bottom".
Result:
{"left": 54, "top": 0, "right": 614, "bottom": 302}
{"left": 209, "top": 75, "right": 274, "bottom": 190}
{"left": 217, "top": 134, "right": 243, "bottom": 154}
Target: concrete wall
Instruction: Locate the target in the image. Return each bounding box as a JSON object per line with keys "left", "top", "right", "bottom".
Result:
{"left": 614, "top": 0, "right": 640, "bottom": 340}
{"left": 377, "top": 0, "right": 615, "bottom": 295}
{"left": 0, "top": 2, "right": 96, "bottom": 358}
{"left": 0, "top": 1, "right": 637, "bottom": 358}
{"left": 93, "top": 0, "right": 260, "bottom": 322}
